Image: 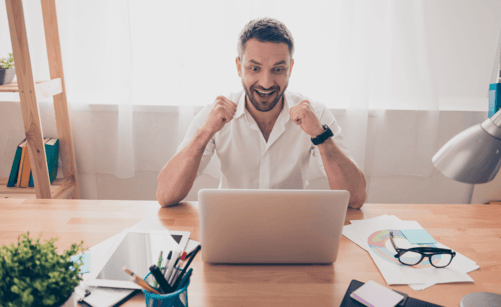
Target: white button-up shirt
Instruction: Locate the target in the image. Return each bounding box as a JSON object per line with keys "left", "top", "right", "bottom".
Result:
{"left": 177, "top": 90, "right": 356, "bottom": 189}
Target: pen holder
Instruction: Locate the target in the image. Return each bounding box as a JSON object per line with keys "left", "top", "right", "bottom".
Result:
{"left": 143, "top": 270, "right": 190, "bottom": 307}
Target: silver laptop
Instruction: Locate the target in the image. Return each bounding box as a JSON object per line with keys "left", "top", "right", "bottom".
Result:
{"left": 198, "top": 189, "right": 350, "bottom": 264}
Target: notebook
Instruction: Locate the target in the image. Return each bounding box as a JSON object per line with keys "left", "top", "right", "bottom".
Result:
{"left": 340, "top": 280, "right": 441, "bottom": 307}
{"left": 198, "top": 189, "right": 350, "bottom": 264}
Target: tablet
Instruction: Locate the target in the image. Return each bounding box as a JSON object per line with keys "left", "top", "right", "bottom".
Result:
{"left": 86, "top": 229, "right": 190, "bottom": 289}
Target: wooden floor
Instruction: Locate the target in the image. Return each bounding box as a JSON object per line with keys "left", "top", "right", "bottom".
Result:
{"left": 0, "top": 199, "right": 500, "bottom": 306}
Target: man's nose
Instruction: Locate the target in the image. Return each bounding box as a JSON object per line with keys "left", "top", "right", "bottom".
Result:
{"left": 258, "top": 72, "right": 275, "bottom": 89}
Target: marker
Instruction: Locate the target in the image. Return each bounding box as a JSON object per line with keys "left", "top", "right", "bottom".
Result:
{"left": 149, "top": 264, "right": 171, "bottom": 294}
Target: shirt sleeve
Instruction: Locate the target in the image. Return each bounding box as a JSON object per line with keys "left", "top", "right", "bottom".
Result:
{"left": 176, "top": 105, "right": 216, "bottom": 177}
{"left": 311, "top": 104, "right": 358, "bottom": 178}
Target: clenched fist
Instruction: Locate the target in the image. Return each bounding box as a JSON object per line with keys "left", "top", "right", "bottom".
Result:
{"left": 201, "top": 96, "right": 238, "bottom": 135}
{"left": 289, "top": 100, "right": 324, "bottom": 137}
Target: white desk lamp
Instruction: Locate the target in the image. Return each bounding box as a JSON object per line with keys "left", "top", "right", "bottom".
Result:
{"left": 432, "top": 109, "right": 501, "bottom": 306}
{"left": 432, "top": 109, "right": 501, "bottom": 184}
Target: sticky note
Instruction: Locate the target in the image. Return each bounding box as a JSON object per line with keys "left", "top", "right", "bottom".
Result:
{"left": 401, "top": 229, "right": 437, "bottom": 244}
{"left": 350, "top": 280, "right": 405, "bottom": 307}
{"left": 70, "top": 253, "right": 91, "bottom": 274}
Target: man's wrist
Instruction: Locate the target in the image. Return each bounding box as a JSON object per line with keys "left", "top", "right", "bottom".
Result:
{"left": 310, "top": 126, "right": 326, "bottom": 138}
{"left": 311, "top": 124, "right": 334, "bottom": 145}
{"left": 196, "top": 125, "right": 216, "bottom": 142}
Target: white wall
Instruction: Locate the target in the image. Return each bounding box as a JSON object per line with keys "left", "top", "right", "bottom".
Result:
{"left": 0, "top": 104, "right": 479, "bottom": 204}
{"left": 0, "top": 101, "right": 490, "bottom": 204}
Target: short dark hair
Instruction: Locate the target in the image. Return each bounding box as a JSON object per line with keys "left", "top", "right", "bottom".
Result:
{"left": 237, "top": 18, "right": 294, "bottom": 59}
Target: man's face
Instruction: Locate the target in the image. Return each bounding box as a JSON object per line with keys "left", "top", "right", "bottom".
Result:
{"left": 236, "top": 38, "right": 294, "bottom": 112}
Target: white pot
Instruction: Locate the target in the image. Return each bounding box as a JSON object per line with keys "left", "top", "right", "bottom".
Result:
{"left": 59, "top": 291, "right": 78, "bottom": 307}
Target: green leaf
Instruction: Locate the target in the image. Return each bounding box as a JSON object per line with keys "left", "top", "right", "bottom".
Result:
{"left": 0, "top": 232, "right": 85, "bottom": 306}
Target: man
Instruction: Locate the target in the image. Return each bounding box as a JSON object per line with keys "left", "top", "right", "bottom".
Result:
{"left": 157, "top": 18, "right": 366, "bottom": 209}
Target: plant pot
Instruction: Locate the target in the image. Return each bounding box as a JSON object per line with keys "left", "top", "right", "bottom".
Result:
{"left": 58, "top": 291, "right": 78, "bottom": 307}
{"left": 0, "top": 67, "right": 15, "bottom": 85}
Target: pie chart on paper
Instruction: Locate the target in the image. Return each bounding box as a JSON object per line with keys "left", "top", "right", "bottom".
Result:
{"left": 367, "top": 229, "right": 437, "bottom": 269}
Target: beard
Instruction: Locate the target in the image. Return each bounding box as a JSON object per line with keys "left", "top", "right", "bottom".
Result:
{"left": 242, "top": 82, "right": 287, "bottom": 112}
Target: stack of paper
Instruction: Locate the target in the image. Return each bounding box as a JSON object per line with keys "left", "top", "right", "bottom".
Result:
{"left": 343, "top": 215, "right": 479, "bottom": 290}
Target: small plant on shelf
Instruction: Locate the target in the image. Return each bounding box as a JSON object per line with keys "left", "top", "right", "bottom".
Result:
{"left": 0, "top": 53, "right": 15, "bottom": 69}
{"left": 0, "top": 232, "right": 85, "bottom": 307}
{"left": 0, "top": 53, "right": 16, "bottom": 85}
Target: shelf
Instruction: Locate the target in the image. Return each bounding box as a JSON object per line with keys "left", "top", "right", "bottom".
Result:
{"left": 4, "top": 0, "right": 79, "bottom": 199}
{"left": 0, "top": 175, "right": 76, "bottom": 199}
{"left": 0, "top": 78, "right": 62, "bottom": 100}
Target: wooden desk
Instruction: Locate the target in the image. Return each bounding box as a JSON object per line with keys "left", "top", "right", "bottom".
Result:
{"left": 0, "top": 199, "right": 500, "bottom": 306}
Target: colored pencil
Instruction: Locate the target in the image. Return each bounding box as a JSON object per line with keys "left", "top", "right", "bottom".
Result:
{"left": 122, "top": 267, "right": 161, "bottom": 295}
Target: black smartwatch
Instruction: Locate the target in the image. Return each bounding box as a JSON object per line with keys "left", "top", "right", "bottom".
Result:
{"left": 311, "top": 124, "right": 334, "bottom": 145}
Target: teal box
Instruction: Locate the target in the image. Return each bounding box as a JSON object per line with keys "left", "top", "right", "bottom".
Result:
{"left": 488, "top": 83, "right": 501, "bottom": 118}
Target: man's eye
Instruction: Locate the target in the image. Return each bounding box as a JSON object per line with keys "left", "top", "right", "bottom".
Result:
{"left": 250, "top": 66, "right": 260, "bottom": 72}
{"left": 274, "top": 67, "right": 284, "bottom": 72}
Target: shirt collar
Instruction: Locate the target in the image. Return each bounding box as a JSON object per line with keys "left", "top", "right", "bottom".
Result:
{"left": 283, "top": 91, "right": 294, "bottom": 113}
{"left": 234, "top": 91, "right": 247, "bottom": 119}
{"left": 277, "top": 91, "right": 293, "bottom": 126}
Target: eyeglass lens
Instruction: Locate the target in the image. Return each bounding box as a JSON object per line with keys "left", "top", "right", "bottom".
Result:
{"left": 399, "top": 251, "right": 423, "bottom": 265}
{"left": 430, "top": 253, "right": 453, "bottom": 267}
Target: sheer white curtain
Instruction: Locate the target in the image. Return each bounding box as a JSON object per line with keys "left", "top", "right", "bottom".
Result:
{"left": 1, "top": 0, "right": 500, "bottom": 198}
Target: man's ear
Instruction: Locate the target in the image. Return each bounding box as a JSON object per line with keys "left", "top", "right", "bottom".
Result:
{"left": 289, "top": 58, "right": 294, "bottom": 77}
{"left": 236, "top": 57, "right": 242, "bottom": 77}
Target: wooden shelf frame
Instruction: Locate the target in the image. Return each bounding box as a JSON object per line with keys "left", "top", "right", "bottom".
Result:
{"left": 0, "top": 79, "right": 62, "bottom": 100}
{"left": 1, "top": 0, "right": 78, "bottom": 199}
{"left": 0, "top": 177, "right": 75, "bottom": 199}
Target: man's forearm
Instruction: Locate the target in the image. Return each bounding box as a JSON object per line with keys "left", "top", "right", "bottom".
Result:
{"left": 156, "top": 128, "right": 214, "bottom": 207}
{"left": 317, "top": 138, "right": 367, "bottom": 209}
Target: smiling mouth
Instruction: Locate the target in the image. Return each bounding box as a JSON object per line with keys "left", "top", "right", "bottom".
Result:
{"left": 255, "top": 89, "right": 277, "bottom": 98}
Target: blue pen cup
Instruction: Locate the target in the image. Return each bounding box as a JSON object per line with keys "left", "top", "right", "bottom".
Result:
{"left": 143, "top": 270, "right": 190, "bottom": 307}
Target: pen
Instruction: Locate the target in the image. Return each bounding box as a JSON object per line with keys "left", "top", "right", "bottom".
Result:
{"left": 164, "top": 250, "right": 180, "bottom": 284}
{"left": 175, "top": 268, "right": 193, "bottom": 291}
{"left": 153, "top": 251, "right": 163, "bottom": 288}
{"left": 167, "top": 252, "right": 185, "bottom": 285}
{"left": 75, "top": 286, "right": 91, "bottom": 302}
{"left": 122, "top": 267, "right": 161, "bottom": 295}
{"left": 162, "top": 250, "right": 172, "bottom": 275}
{"left": 169, "top": 252, "right": 187, "bottom": 286}
{"left": 149, "top": 264, "right": 172, "bottom": 294}
{"left": 172, "top": 245, "right": 201, "bottom": 289}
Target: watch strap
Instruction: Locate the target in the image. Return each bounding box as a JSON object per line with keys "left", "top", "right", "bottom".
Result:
{"left": 311, "top": 124, "right": 334, "bottom": 145}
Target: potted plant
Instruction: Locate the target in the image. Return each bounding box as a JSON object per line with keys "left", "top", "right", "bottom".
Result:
{"left": 0, "top": 232, "right": 85, "bottom": 307}
{"left": 0, "top": 53, "right": 15, "bottom": 85}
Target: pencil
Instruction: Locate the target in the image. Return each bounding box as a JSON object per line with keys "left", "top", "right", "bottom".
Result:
{"left": 154, "top": 251, "right": 163, "bottom": 288}
{"left": 123, "top": 267, "right": 161, "bottom": 295}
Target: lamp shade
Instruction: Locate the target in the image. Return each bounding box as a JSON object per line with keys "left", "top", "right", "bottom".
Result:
{"left": 432, "top": 110, "right": 501, "bottom": 184}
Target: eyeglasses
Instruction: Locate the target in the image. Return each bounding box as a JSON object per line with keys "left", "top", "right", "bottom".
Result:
{"left": 389, "top": 231, "right": 456, "bottom": 268}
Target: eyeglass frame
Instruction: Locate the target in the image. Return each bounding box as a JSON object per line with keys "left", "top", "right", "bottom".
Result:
{"left": 389, "top": 231, "right": 456, "bottom": 268}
